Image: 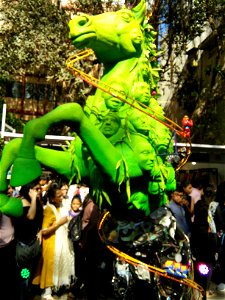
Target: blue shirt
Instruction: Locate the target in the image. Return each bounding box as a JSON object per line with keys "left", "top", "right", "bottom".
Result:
{"left": 169, "top": 201, "right": 190, "bottom": 235}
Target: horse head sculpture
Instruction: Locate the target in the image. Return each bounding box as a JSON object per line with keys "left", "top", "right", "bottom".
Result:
{"left": 68, "top": 0, "right": 145, "bottom": 64}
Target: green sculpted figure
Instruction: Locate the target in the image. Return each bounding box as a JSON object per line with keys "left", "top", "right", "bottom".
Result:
{"left": 0, "top": 0, "right": 176, "bottom": 219}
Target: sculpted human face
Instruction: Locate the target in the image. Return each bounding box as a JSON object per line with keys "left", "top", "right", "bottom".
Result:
{"left": 133, "top": 82, "right": 150, "bottom": 105}
{"left": 100, "top": 115, "right": 120, "bottom": 137}
{"left": 104, "top": 83, "right": 126, "bottom": 111}
{"left": 133, "top": 140, "right": 155, "bottom": 171}
{"left": 130, "top": 113, "right": 150, "bottom": 131}
{"left": 105, "top": 96, "right": 124, "bottom": 110}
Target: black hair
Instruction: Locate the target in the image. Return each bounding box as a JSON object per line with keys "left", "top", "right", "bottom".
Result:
{"left": 19, "top": 178, "right": 40, "bottom": 201}
{"left": 40, "top": 174, "right": 51, "bottom": 181}
{"left": 45, "top": 181, "right": 61, "bottom": 203}
{"left": 180, "top": 179, "right": 191, "bottom": 189}
{"left": 71, "top": 194, "right": 82, "bottom": 203}
{"left": 215, "top": 181, "right": 225, "bottom": 208}
{"left": 60, "top": 182, "right": 69, "bottom": 189}
{"left": 175, "top": 182, "right": 183, "bottom": 193}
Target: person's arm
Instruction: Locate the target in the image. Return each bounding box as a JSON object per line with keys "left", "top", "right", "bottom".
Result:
{"left": 42, "top": 216, "right": 69, "bottom": 236}
{"left": 82, "top": 201, "right": 93, "bottom": 230}
{"left": 189, "top": 197, "right": 195, "bottom": 216}
{"left": 183, "top": 196, "right": 194, "bottom": 217}
{"left": 26, "top": 188, "right": 38, "bottom": 220}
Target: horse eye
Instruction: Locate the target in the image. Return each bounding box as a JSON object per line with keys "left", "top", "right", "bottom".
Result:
{"left": 78, "top": 15, "right": 89, "bottom": 26}
{"left": 119, "top": 11, "right": 132, "bottom": 22}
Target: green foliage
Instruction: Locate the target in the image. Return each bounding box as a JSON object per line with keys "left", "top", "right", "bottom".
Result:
{"left": 0, "top": 138, "right": 4, "bottom": 158}
{"left": 0, "top": 98, "right": 24, "bottom": 132}
{"left": 5, "top": 113, "right": 24, "bottom": 132}
{"left": 0, "top": 0, "right": 69, "bottom": 79}
{"left": 1, "top": 0, "right": 224, "bottom": 94}
{"left": 0, "top": 0, "right": 123, "bottom": 108}
{"left": 145, "top": 0, "right": 225, "bottom": 65}
{"left": 1, "top": 0, "right": 224, "bottom": 144}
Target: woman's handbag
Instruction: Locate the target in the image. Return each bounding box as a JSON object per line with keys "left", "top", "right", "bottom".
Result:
{"left": 16, "top": 237, "right": 42, "bottom": 267}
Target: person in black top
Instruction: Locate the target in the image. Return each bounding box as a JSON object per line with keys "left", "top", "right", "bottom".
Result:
{"left": 214, "top": 182, "right": 225, "bottom": 290}
{"left": 191, "top": 185, "right": 224, "bottom": 299}
{"left": 14, "top": 179, "right": 43, "bottom": 300}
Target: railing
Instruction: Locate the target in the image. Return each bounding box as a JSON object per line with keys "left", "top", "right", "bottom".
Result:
{"left": 1, "top": 103, "right": 74, "bottom": 146}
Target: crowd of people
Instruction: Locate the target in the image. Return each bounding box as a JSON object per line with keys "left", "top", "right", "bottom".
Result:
{"left": 1, "top": 173, "right": 225, "bottom": 300}
{"left": 0, "top": 174, "right": 109, "bottom": 300}
{"left": 169, "top": 179, "right": 225, "bottom": 299}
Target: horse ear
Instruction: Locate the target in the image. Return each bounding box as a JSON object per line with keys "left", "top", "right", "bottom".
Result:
{"left": 131, "top": 0, "right": 146, "bottom": 25}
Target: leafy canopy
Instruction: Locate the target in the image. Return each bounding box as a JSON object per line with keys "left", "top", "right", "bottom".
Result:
{"left": 0, "top": 0, "right": 71, "bottom": 81}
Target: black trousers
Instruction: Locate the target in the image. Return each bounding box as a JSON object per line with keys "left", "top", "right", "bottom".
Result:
{"left": 0, "top": 240, "right": 19, "bottom": 300}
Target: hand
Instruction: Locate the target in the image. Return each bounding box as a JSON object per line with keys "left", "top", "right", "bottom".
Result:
{"left": 41, "top": 180, "right": 52, "bottom": 192}
{"left": 29, "top": 188, "right": 38, "bottom": 200}
{"left": 37, "top": 230, "right": 42, "bottom": 243}
{"left": 182, "top": 199, "right": 189, "bottom": 207}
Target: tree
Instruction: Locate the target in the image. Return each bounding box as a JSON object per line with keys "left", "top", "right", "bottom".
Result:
{"left": 145, "top": 0, "right": 225, "bottom": 144}
{"left": 1, "top": 0, "right": 225, "bottom": 143}
{"left": 0, "top": 0, "right": 103, "bottom": 108}
{"left": 0, "top": 0, "right": 69, "bottom": 80}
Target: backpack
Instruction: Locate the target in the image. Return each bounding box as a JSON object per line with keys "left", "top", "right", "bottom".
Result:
{"left": 68, "top": 212, "right": 83, "bottom": 242}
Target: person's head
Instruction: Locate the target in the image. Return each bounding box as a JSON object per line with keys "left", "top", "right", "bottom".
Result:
{"left": 204, "top": 185, "right": 216, "bottom": 203}
{"left": 100, "top": 112, "right": 121, "bottom": 138}
{"left": 170, "top": 190, "right": 184, "bottom": 206}
{"left": 193, "top": 179, "right": 205, "bottom": 196}
{"left": 19, "top": 179, "right": 42, "bottom": 201}
{"left": 7, "top": 185, "right": 14, "bottom": 197}
{"left": 60, "top": 182, "right": 69, "bottom": 198}
{"left": 39, "top": 174, "right": 50, "bottom": 186}
{"left": 181, "top": 180, "right": 192, "bottom": 195}
{"left": 71, "top": 195, "right": 82, "bottom": 213}
{"left": 46, "top": 183, "right": 63, "bottom": 208}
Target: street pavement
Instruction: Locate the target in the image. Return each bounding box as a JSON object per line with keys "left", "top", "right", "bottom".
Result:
{"left": 32, "top": 282, "right": 225, "bottom": 299}
{"left": 33, "top": 291, "right": 225, "bottom": 299}
{"left": 207, "top": 282, "right": 225, "bottom": 300}
{"left": 207, "top": 291, "right": 225, "bottom": 300}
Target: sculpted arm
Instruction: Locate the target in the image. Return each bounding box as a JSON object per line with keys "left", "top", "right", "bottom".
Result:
{"left": 11, "top": 103, "right": 124, "bottom": 187}
{"left": 34, "top": 146, "right": 89, "bottom": 180}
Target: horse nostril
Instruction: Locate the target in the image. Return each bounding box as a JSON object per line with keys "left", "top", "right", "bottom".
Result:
{"left": 78, "top": 15, "right": 89, "bottom": 26}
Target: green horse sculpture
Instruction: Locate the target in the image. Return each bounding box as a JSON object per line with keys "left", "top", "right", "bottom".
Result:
{"left": 0, "top": 0, "right": 176, "bottom": 219}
